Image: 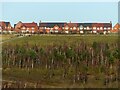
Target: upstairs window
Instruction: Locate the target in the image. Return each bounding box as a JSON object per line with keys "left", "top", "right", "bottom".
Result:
{"left": 100, "top": 27, "right": 103, "bottom": 30}
{"left": 97, "top": 28, "right": 99, "bottom": 30}
{"left": 93, "top": 27, "right": 96, "bottom": 30}
{"left": 104, "top": 27, "right": 107, "bottom": 30}
{"left": 87, "top": 27, "right": 89, "bottom": 30}
{"left": 79, "top": 25, "right": 83, "bottom": 30}
{"left": 73, "top": 27, "right": 76, "bottom": 30}
{"left": 22, "top": 27, "right": 26, "bottom": 29}
{"left": 65, "top": 26, "right": 69, "bottom": 30}
{"left": 54, "top": 26, "right": 59, "bottom": 30}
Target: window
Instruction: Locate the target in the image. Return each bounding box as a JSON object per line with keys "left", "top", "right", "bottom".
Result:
{"left": 79, "top": 25, "right": 83, "bottom": 30}
{"left": 80, "top": 27, "right": 83, "bottom": 30}
{"left": 32, "top": 27, "right": 34, "bottom": 30}
{"left": 47, "top": 27, "right": 50, "bottom": 29}
{"left": 87, "top": 27, "right": 89, "bottom": 30}
{"left": 50, "top": 29, "right": 53, "bottom": 32}
{"left": 100, "top": 27, "right": 103, "bottom": 30}
{"left": 65, "top": 26, "right": 69, "bottom": 30}
{"left": 108, "top": 31, "right": 110, "bottom": 33}
{"left": 84, "top": 27, "right": 86, "bottom": 30}
{"left": 55, "top": 26, "right": 59, "bottom": 30}
{"left": 32, "top": 31, "right": 34, "bottom": 33}
{"left": 73, "top": 27, "right": 76, "bottom": 30}
{"left": 97, "top": 28, "right": 99, "bottom": 30}
{"left": 104, "top": 27, "right": 107, "bottom": 30}
{"left": 65, "top": 31, "right": 69, "bottom": 33}
{"left": 22, "top": 27, "right": 26, "bottom": 29}
{"left": 80, "top": 31, "right": 83, "bottom": 33}
{"left": 93, "top": 27, "right": 96, "bottom": 30}
{"left": 26, "top": 30, "right": 29, "bottom": 32}
{"left": 108, "top": 27, "right": 111, "bottom": 30}
{"left": 93, "top": 31, "right": 97, "bottom": 33}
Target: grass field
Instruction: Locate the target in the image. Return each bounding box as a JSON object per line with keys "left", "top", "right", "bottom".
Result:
{"left": 0, "top": 34, "right": 16, "bottom": 41}
{"left": 2, "top": 35, "right": 118, "bottom": 46}
{"left": 2, "top": 34, "right": 119, "bottom": 88}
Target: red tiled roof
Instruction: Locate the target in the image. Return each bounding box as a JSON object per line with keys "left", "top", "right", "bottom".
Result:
{"left": 0, "top": 21, "right": 6, "bottom": 27}
{"left": 22, "top": 22, "right": 38, "bottom": 28}
{"left": 67, "top": 23, "right": 78, "bottom": 27}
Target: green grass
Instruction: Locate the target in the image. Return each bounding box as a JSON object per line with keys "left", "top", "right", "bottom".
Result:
{"left": 2, "top": 35, "right": 118, "bottom": 47}
{"left": 0, "top": 34, "right": 15, "bottom": 41}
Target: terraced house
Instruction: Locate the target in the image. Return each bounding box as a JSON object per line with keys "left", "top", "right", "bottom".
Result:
{"left": 64, "top": 22, "right": 78, "bottom": 34}
{"left": 39, "top": 21, "right": 66, "bottom": 34}
{"left": 14, "top": 21, "right": 38, "bottom": 33}
{"left": 0, "top": 21, "right": 13, "bottom": 34}
{"left": 38, "top": 21, "right": 112, "bottom": 34}
{"left": 2, "top": 21, "right": 112, "bottom": 34}
{"left": 91, "top": 22, "right": 112, "bottom": 34}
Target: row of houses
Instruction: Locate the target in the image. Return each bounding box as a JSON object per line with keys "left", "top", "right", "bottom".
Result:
{"left": 0, "top": 21, "right": 119, "bottom": 34}
{"left": 0, "top": 21, "right": 14, "bottom": 34}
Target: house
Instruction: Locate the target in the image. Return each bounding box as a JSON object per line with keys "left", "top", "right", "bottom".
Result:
{"left": 67, "top": 22, "right": 78, "bottom": 34}
{"left": 14, "top": 21, "right": 23, "bottom": 33}
{"left": 79, "top": 23, "right": 92, "bottom": 34}
{"left": 0, "top": 21, "right": 13, "bottom": 34}
{"left": 39, "top": 21, "right": 66, "bottom": 34}
{"left": 78, "top": 24, "right": 84, "bottom": 34}
{"left": 92, "top": 23, "right": 104, "bottom": 34}
{"left": 15, "top": 21, "right": 38, "bottom": 33}
{"left": 0, "top": 21, "right": 6, "bottom": 33}
{"left": 103, "top": 22, "right": 112, "bottom": 34}
{"left": 92, "top": 22, "right": 112, "bottom": 34}
{"left": 38, "top": 21, "right": 112, "bottom": 34}
{"left": 111, "top": 23, "right": 120, "bottom": 33}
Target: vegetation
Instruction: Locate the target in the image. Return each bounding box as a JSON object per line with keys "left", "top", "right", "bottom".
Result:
{"left": 2, "top": 35, "right": 119, "bottom": 88}
{"left": 1, "top": 34, "right": 16, "bottom": 41}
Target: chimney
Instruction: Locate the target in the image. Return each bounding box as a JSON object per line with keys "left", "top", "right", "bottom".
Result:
{"left": 70, "top": 21, "right": 71, "bottom": 23}
{"left": 39, "top": 20, "right": 41, "bottom": 26}
{"left": 110, "top": 21, "right": 112, "bottom": 24}
{"left": 40, "top": 20, "right": 41, "bottom": 23}
{"left": 19, "top": 21, "right": 22, "bottom": 23}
